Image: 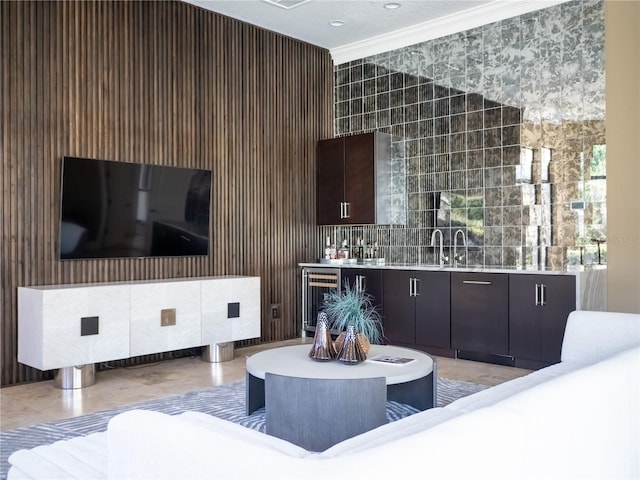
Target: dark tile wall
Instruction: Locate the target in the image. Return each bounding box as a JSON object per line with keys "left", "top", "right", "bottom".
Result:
{"left": 319, "top": 0, "right": 606, "bottom": 269}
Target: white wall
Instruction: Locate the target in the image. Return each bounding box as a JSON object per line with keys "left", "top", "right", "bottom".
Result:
{"left": 605, "top": 0, "right": 640, "bottom": 313}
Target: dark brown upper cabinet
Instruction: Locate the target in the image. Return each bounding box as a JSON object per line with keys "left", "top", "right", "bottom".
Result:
{"left": 317, "top": 132, "right": 393, "bottom": 225}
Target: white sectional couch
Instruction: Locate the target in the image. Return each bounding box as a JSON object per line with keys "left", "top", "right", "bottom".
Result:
{"left": 8, "top": 310, "right": 640, "bottom": 479}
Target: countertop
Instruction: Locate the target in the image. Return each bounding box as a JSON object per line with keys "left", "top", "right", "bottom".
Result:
{"left": 298, "top": 261, "right": 607, "bottom": 276}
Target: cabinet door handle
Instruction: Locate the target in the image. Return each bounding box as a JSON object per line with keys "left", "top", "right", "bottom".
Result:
{"left": 540, "top": 283, "right": 546, "bottom": 306}
{"left": 409, "top": 278, "right": 414, "bottom": 297}
{"left": 535, "top": 283, "right": 540, "bottom": 306}
{"left": 340, "top": 202, "right": 345, "bottom": 219}
{"left": 462, "top": 280, "right": 492, "bottom": 285}
{"left": 413, "top": 278, "right": 420, "bottom": 296}
{"left": 344, "top": 202, "right": 350, "bottom": 218}
{"left": 358, "top": 275, "right": 366, "bottom": 292}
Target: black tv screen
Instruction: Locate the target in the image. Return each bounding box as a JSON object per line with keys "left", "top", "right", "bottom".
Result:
{"left": 59, "top": 156, "right": 212, "bottom": 259}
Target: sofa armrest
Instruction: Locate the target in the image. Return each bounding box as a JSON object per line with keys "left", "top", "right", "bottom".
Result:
{"left": 561, "top": 310, "right": 640, "bottom": 364}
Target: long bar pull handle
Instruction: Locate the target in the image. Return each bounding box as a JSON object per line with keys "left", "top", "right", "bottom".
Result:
{"left": 414, "top": 278, "right": 420, "bottom": 296}
{"left": 309, "top": 274, "right": 339, "bottom": 280}
{"left": 344, "top": 202, "right": 350, "bottom": 219}
{"left": 535, "top": 284, "right": 540, "bottom": 306}
{"left": 340, "top": 202, "right": 345, "bottom": 219}
{"left": 409, "top": 278, "right": 414, "bottom": 297}
{"left": 462, "top": 280, "right": 492, "bottom": 285}
{"left": 540, "top": 284, "right": 546, "bottom": 306}
{"left": 309, "top": 281, "right": 338, "bottom": 288}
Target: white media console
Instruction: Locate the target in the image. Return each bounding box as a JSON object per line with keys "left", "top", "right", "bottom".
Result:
{"left": 18, "top": 276, "right": 261, "bottom": 388}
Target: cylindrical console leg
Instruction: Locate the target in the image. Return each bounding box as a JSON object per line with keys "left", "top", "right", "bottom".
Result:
{"left": 54, "top": 364, "right": 96, "bottom": 389}
{"left": 202, "top": 342, "right": 235, "bottom": 363}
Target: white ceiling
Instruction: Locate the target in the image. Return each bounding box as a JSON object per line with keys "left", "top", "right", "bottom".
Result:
{"left": 185, "top": 0, "right": 570, "bottom": 64}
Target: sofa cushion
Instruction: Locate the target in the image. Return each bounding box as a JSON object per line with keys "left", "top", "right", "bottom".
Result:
{"left": 311, "top": 404, "right": 530, "bottom": 479}
{"left": 561, "top": 310, "right": 640, "bottom": 364}
{"left": 445, "top": 360, "right": 581, "bottom": 413}
{"left": 176, "top": 411, "right": 312, "bottom": 458}
{"left": 490, "top": 345, "right": 640, "bottom": 479}
{"left": 107, "top": 410, "right": 318, "bottom": 479}
{"left": 319, "top": 407, "right": 461, "bottom": 458}
{"left": 317, "top": 346, "right": 640, "bottom": 479}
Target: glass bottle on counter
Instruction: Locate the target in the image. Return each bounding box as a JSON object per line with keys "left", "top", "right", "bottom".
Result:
{"left": 324, "top": 236, "right": 331, "bottom": 260}
{"left": 337, "top": 240, "right": 349, "bottom": 260}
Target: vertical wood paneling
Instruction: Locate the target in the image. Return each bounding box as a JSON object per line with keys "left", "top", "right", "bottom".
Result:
{"left": 0, "top": 0, "right": 333, "bottom": 386}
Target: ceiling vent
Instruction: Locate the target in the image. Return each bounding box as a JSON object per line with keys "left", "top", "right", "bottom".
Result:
{"left": 261, "top": 0, "right": 312, "bottom": 10}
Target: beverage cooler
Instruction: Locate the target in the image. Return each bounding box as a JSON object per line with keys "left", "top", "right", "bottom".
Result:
{"left": 301, "top": 267, "right": 340, "bottom": 336}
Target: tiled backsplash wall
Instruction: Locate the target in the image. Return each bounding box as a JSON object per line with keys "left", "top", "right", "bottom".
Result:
{"left": 319, "top": 0, "right": 606, "bottom": 269}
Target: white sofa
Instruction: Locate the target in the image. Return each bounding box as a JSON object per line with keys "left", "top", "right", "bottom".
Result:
{"left": 8, "top": 310, "right": 640, "bottom": 480}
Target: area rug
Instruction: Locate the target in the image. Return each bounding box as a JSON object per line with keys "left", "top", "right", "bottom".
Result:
{"left": 0, "top": 378, "right": 486, "bottom": 479}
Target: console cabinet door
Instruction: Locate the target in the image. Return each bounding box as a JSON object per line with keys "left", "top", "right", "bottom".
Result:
{"left": 509, "top": 274, "right": 575, "bottom": 365}
{"left": 201, "top": 277, "right": 261, "bottom": 345}
{"left": 382, "top": 270, "right": 415, "bottom": 345}
{"left": 450, "top": 272, "right": 509, "bottom": 355}
{"left": 130, "top": 281, "right": 202, "bottom": 357}
{"left": 414, "top": 271, "right": 451, "bottom": 349}
{"left": 18, "top": 285, "right": 131, "bottom": 370}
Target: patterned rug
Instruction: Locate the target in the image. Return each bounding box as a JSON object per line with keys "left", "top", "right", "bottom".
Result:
{"left": 0, "top": 378, "right": 486, "bottom": 479}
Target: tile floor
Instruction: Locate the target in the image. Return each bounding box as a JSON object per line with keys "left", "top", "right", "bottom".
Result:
{"left": 0, "top": 338, "right": 531, "bottom": 432}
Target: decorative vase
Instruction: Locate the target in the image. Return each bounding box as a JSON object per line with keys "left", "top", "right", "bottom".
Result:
{"left": 308, "top": 313, "right": 337, "bottom": 361}
{"left": 337, "top": 325, "right": 367, "bottom": 365}
{"left": 334, "top": 331, "right": 370, "bottom": 354}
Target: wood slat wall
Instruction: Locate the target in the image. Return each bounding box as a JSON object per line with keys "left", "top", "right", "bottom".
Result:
{"left": 0, "top": 1, "right": 333, "bottom": 386}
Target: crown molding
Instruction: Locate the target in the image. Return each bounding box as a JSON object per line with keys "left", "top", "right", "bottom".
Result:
{"left": 330, "top": 0, "right": 571, "bottom": 65}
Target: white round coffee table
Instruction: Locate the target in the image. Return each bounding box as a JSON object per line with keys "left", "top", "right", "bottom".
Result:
{"left": 245, "top": 344, "right": 436, "bottom": 451}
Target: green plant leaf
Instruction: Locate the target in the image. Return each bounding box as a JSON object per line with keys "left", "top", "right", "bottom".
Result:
{"left": 321, "top": 279, "right": 384, "bottom": 344}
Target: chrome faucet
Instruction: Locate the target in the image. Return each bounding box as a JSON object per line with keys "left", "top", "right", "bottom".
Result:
{"left": 430, "top": 228, "right": 448, "bottom": 267}
{"left": 453, "top": 229, "right": 467, "bottom": 267}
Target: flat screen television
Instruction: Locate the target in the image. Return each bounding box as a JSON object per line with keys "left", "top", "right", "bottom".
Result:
{"left": 59, "top": 156, "right": 212, "bottom": 259}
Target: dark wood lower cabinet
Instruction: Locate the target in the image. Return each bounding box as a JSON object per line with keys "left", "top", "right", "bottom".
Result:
{"left": 382, "top": 270, "right": 415, "bottom": 345}
{"left": 450, "top": 272, "right": 509, "bottom": 356}
{"left": 341, "top": 268, "right": 383, "bottom": 314}
{"left": 414, "top": 272, "right": 451, "bottom": 349}
{"left": 509, "top": 274, "right": 576, "bottom": 368}
{"left": 323, "top": 266, "right": 580, "bottom": 370}
{"left": 383, "top": 270, "right": 450, "bottom": 350}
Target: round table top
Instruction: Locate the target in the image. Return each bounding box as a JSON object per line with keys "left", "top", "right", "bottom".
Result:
{"left": 245, "top": 344, "right": 434, "bottom": 385}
